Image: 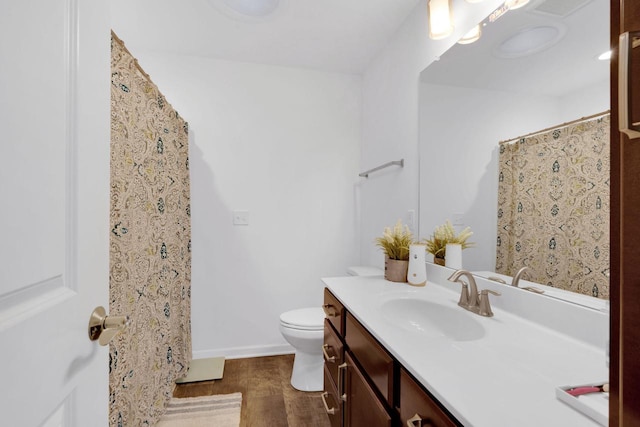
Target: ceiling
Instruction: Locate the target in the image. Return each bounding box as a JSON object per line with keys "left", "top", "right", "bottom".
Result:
{"left": 110, "top": 0, "right": 421, "bottom": 74}
{"left": 420, "top": 0, "right": 609, "bottom": 96}
{"left": 110, "top": 0, "right": 608, "bottom": 90}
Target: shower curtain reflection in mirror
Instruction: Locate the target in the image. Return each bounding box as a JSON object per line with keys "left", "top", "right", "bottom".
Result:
{"left": 496, "top": 113, "right": 610, "bottom": 299}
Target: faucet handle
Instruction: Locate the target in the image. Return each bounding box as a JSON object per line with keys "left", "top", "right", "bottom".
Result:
{"left": 478, "top": 289, "right": 501, "bottom": 317}
{"left": 457, "top": 280, "right": 470, "bottom": 307}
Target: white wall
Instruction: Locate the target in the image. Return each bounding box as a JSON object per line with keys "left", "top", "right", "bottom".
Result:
{"left": 559, "top": 79, "right": 610, "bottom": 122}
{"left": 359, "top": 0, "right": 505, "bottom": 268}
{"left": 126, "top": 52, "right": 361, "bottom": 358}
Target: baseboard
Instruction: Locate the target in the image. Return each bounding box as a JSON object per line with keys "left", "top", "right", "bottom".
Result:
{"left": 193, "top": 343, "right": 294, "bottom": 360}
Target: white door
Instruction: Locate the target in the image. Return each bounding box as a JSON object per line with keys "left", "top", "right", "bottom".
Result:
{"left": 0, "top": 1, "right": 111, "bottom": 426}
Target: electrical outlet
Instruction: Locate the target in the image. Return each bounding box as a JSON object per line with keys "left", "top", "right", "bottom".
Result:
{"left": 233, "top": 210, "right": 249, "bottom": 225}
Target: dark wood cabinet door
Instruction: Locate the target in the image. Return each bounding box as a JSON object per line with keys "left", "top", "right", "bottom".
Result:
{"left": 324, "top": 288, "right": 345, "bottom": 336}
{"left": 610, "top": 1, "right": 640, "bottom": 426}
{"left": 324, "top": 319, "right": 345, "bottom": 388}
{"left": 345, "top": 312, "right": 394, "bottom": 407}
{"left": 397, "top": 368, "right": 459, "bottom": 427}
{"left": 343, "top": 352, "right": 392, "bottom": 427}
{"left": 322, "top": 365, "right": 343, "bottom": 427}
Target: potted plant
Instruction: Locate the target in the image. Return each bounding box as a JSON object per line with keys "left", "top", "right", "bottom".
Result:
{"left": 375, "top": 219, "right": 413, "bottom": 282}
{"left": 423, "top": 220, "right": 474, "bottom": 266}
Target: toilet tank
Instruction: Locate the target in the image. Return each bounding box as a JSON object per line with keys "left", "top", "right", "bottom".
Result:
{"left": 347, "top": 266, "right": 383, "bottom": 276}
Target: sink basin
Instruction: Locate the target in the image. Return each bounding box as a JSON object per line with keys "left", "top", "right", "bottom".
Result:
{"left": 380, "top": 298, "right": 485, "bottom": 342}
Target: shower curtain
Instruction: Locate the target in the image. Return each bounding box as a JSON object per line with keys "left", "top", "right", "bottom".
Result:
{"left": 109, "top": 32, "right": 192, "bottom": 426}
{"left": 496, "top": 114, "right": 610, "bottom": 298}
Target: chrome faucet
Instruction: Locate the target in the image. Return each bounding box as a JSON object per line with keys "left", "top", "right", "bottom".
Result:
{"left": 448, "top": 270, "right": 479, "bottom": 309}
{"left": 512, "top": 266, "right": 531, "bottom": 287}
{"left": 448, "top": 269, "right": 501, "bottom": 317}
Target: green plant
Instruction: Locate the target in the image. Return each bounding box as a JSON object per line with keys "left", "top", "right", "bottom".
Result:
{"left": 375, "top": 219, "right": 413, "bottom": 261}
{"left": 423, "top": 220, "right": 474, "bottom": 259}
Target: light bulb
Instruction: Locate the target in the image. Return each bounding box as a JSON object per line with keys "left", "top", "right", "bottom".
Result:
{"left": 458, "top": 25, "right": 482, "bottom": 44}
{"left": 428, "top": 0, "right": 454, "bottom": 40}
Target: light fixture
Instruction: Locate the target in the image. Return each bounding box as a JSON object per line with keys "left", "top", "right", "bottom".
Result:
{"left": 428, "top": 0, "right": 454, "bottom": 40}
{"left": 493, "top": 25, "right": 565, "bottom": 58}
{"left": 458, "top": 24, "right": 482, "bottom": 44}
{"left": 505, "top": 0, "right": 530, "bottom": 10}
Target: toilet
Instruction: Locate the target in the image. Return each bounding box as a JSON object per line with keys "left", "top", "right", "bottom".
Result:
{"left": 279, "top": 307, "right": 325, "bottom": 391}
{"left": 279, "top": 266, "right": 383, "bottom": 392}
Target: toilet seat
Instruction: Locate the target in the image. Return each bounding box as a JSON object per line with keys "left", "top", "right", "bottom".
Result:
{"left": 279, "top": 307, "right": 324, "bottom": 331}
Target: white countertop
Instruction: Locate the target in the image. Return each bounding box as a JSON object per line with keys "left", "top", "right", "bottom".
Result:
{"left": 323, "top": 268, "right": 609, "bottom": 427}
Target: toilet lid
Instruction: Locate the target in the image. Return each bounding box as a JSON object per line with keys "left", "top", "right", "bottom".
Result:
{"left": 347, "top": 266, "right": 383, "bottom": 276}
{"left": 280, "top": 307, "right": 325, "bottom": 330}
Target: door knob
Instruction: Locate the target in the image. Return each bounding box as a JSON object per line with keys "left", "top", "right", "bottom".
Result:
{"left": 88, "top": 306, "right": 130, "bottom": 346}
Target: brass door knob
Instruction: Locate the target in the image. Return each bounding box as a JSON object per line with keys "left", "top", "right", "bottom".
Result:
{"left": 88, "top": 306, "right": 130, "bottom": 346}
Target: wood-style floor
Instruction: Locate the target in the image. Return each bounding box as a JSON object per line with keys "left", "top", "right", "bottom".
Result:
{"left": 173, "top": 354, "right": 331, "bottom": 427}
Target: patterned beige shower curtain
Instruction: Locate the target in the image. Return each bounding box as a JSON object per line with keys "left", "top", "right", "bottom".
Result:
{"left": 109, "top": 32, "right": 192, "bottom": 426}
{"left": 496, "top": 114, "right": 610, "bottom": 298}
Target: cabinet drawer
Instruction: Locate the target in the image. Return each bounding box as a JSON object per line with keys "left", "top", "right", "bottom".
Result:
{"left": 323, "top": 365, "right": 342, "bottom": 427}
{"left": 344, "top": 352, "right": 391, "bottom": 427}
{"left": 324, "top": 319, "right": 345, "bottom": 387}
{"left": 345, "top": 312, "right": 394, "bottom": 407}
{"left": 398, "top": 368, "right": 459, "bottom": 427}
{"left": 324, "top": 288, "right": 345, "bottom": 336}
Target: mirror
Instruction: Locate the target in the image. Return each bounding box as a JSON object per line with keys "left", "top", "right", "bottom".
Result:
{"left": 418, "top": 0, "right": 610, "bottom": 304}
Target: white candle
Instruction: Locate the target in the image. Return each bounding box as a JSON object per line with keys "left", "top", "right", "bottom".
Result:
{"left": 445, "top": 243, "right": 462, "bottom": 270}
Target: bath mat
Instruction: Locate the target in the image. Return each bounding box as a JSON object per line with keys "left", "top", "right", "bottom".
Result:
{"left": 176, "top": 357, "right": 226, "bottom": 383}
{"left": 156, "top": 393, "right": 242, "bottom": 427}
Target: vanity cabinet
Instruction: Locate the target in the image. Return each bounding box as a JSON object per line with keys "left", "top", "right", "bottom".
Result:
{"left": 323, "top": 318, "right": 344, "bottom": 387}
{"left": 322, "top": 366, "right": 342, "bottom": 427}
{"left": 397, "top": 368, "right": 458, "bottom": 427}
{"left": 345, "top": 312, "right": 394, "bottom": 407}
{"left": 323, "top": 289, "right": 346, "bottom": 427}
{"left": 322, "top": 288, "right": 460, "bottom": 427}
{"left": 343, "top": 351, "right": 392, "bottom": 427}
{"left": 323, "top": 287, "right": 345, "bottom": 335}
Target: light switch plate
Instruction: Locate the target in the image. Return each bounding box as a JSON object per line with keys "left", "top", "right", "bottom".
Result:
{"left": 233, "top": 210, "right": 249, "bottom": 225}
{"left": 405, "top": 209, "right": 416, "bottom": 233}
{"left": 452, "top": 213, "right": 464, "bottom": 226}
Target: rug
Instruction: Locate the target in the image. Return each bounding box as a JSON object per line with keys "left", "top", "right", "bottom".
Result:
{"left": 156, "top": 393, "right": 242, "bottom": 427}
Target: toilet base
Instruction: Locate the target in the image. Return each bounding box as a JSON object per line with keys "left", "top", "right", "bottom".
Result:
{"left": 290, "top": 351, "right": 323, "bottom": 392}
